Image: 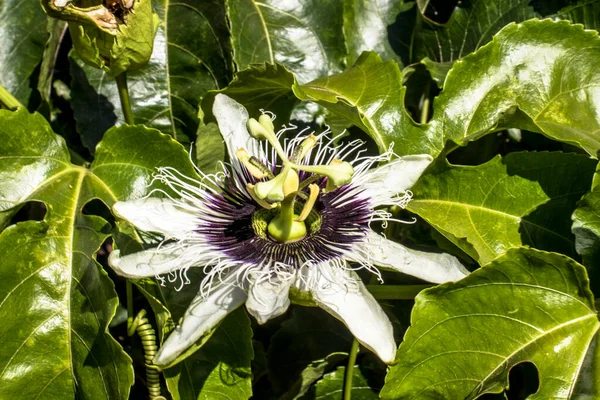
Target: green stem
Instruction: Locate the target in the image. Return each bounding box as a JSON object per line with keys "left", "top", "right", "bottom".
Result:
{"left": 0, "top": 85, "right": 23, "bottom": 110}
{"left": 115, "top": 73, "right": 134, "bottom": 125}
{"left": 126, "top": 281, "right": 134, "bottom": 335}
{"left": 367, "top": 284, "right": 432, "bottom": 299}
{"left": 342, "top": 338, "right": 360, "bottom": 400}
{"left": 420, "top": 80, "right": 431, "bottom": 124}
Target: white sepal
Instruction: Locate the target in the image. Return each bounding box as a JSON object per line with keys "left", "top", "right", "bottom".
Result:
{"left": 153, "top": 282, "right": 247, "bottom": 367}
{"left": 306, "top": 262, "right": 397, "bottom": 364}
{"left": 359, "top": 231, "right": 469, "bottom": 283}
{"left": 113, "top": 198, "right": 199, "bottom": 238}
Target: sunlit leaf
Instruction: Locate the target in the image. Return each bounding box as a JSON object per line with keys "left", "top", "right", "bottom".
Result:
{"left": 408, "top": 152, "right": 595, "bottom": 265}
{"left": 343, "top": 0, "right": 407, "bottom": 66}
{"left": 307, "top": 365, "right": 379, "bottom": 399}
{"left": 434, "top": 19, "right": 600, "bottom": 155}
{"left": 382, "top": 248, "right": 600, "bottom": 399}
{"left": 293, "top": 51, "right": 438, "bottom": 156}
{"left": 0, "top": 109, "right": 133, "bottom": 398}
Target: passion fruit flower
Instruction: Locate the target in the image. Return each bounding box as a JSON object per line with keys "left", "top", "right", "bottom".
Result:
{"left": 108, "top": 94, "right": 468, "bottom": 367}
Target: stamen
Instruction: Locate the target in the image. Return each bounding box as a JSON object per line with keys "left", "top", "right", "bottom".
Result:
{"left": 236, "top": 148, "right": 272, "bottom": 179}
{"left": 282, "top": 169, "right": 299, "bottom": 197}
{"left": 254, "top": 164, "right": 292, "bottom": 203}
{"left": 295, "top": 183, "right": 319, "bottom": 222}
{"left": 293, "top": 159, "right": 354, "bottom": 191}
{"left": 247, "top": 183, "right": 277, "bottom": 209}
{"left": 291, "top": 134, "right": 317, "bottom": 163}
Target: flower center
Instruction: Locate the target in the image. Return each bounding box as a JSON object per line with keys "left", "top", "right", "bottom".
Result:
{"left": 240, "top": 113, "right": 354, "bottom": 244}
{"left": 251, "top": 204, "right": 322, "bottom": 243}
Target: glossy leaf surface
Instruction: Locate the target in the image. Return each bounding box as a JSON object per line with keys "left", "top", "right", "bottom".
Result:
{"left": 70, "top": 0, "right": 232, "bottom": 148}
{"left": 408, "top": 152, "right": 595, "bottom": 265}
{"left": 343, "top": 0, "right": 406, "bottom": 65}
{"left": 0, "top": 109, "right": 133, "bottom": 399}
{"left": 225, "top": 0, "right": 346, "bottom": 83}
{"left": 0, "top": 0, "right": 48, "bottom": 105}
{"left": 382, "top": 248, "right": 600, "bottom": 399}
{"left": 409, "top": 0, "right": 538, "bottom": 86}
{"left": 434, "top": 20, "right": 600, "bottom": 155}
{"left": 293, "top": 52, "right": 438, "bottom": 156}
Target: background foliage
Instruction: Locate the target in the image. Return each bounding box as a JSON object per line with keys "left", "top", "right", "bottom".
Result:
{"left": 1, "top": 0, "right": 599, "bottom": 398}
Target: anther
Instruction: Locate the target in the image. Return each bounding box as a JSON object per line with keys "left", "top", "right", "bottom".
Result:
{"left": 236, "top": 148, "right": 273, "bottom": 179}
{"left": 295, "top": 184, "right": 319, "bottom": 222}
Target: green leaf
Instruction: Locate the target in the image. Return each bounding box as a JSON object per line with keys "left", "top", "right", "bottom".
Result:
{"left": 572, "top": 183, "right": 600, "bottom": 295}
{"left": 0, "top": 109, "right": 133, "bottom": 399}
{"left": 307, "top": 366, "right": 379, "bottom": 400}
{"left": 69, "top": 0, "right": 233, "bottom": 148}
{"left": 134, "top": 270, "right": 253, "bottom": 400}
{"left": 415, "top": 0, "right": 538, "bottom": 86}
{"left": 408, "top": 152, "right": 595, "bottom": 265}
{"left": 343, "top": 0, "right": 407, "bottom": 66}
{"left": 556, "top": 0, "right": 600, "bottom": 31}
{"left": 0, "top": 0, "right": 48, "bottom": 105}
{"left": 293, "top": 51, "right": 439, "bottom": 156}
{"left": 268, "top": 307, "right": 354, "bottom": 396}
{"left": 201, "top": 62, "right": 298, "bottom": 125}
{"left": 163, "top": 308, "right": 254, "bottom": 400}
{"left": 381, "top": 248, "right": 600, "bottom": 399}
{"left": 225, "top": 0, "right": 346, "bottom": 83}
{"left": 91, "top": 124, "right": 198, "bottom": 200}
{"left": 37, "top": 18, "right": 67, "bottom": 106}
{"left": 195, "top": 122, "right": 225, "bottom": 174}
{"left": 435, "top": 19, "right": 600, "bottom": 156}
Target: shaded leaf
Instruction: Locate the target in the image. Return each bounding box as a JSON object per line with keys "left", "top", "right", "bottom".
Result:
{"left": 69, "top": 0, "right": 233, "bottom": 148}
{"left": 381, "top": 248, "right": 600, "bottom": 399}
{"left": 201, "top": 62, "right": 298, "bottom": 126}
{"left": 434, "top": 19, "right": 600, "bottom": 156}
{"left": 225, "top": 0, "right": 346, "bottom": 83}
{"left": 556, "top": 0, "right": 600, "bottom": 30}
{"left": 572, "top": 184, "right": 600, "bottom": 295}
{"left": 408, "top": 152, "right": 595, "bottom": 265}
{"left": 0, "top": 0, "right": 48, "bottom": 105}
{"left": 306, "top": 365, "right": 379, "bottom": 400}
{"left": 293, "top": 51, "right": 439, "bottom": 156}
{"left": 268, "top": 307, "right": 353, "bottom": 395}
{"left": 37, "top": 18, "right": 67, "bottom": 106}
{"left": 0, "top": 109, "right": 133, "bottom": 399}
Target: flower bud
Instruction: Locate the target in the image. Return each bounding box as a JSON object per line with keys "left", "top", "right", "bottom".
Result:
{"left": 42, "top": 0, "right": 158, "bottom": 76}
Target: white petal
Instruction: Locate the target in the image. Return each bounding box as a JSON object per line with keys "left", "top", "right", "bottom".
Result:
{"left": 108, "top": 244, "right": 186, "bottom": 278}
{"left": 153, "top": 282, "right": 247, "bottom": 367}
{"left": 359, "top": 231, "right": 469, "bottom": 283}
{"left": 245, "top": 274, "right": 295, "bottom": 324}
{"left": 358, "top": 155, "right": 433, "bottom": 206}
{"left": 306, "top": 262, "right": 396, "bottom": 364}
{"left": 212, "top": 94, "right": 266, "bottom": 162}
{"left": 113, "top": 198, "right": 199, "bottom": 238}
